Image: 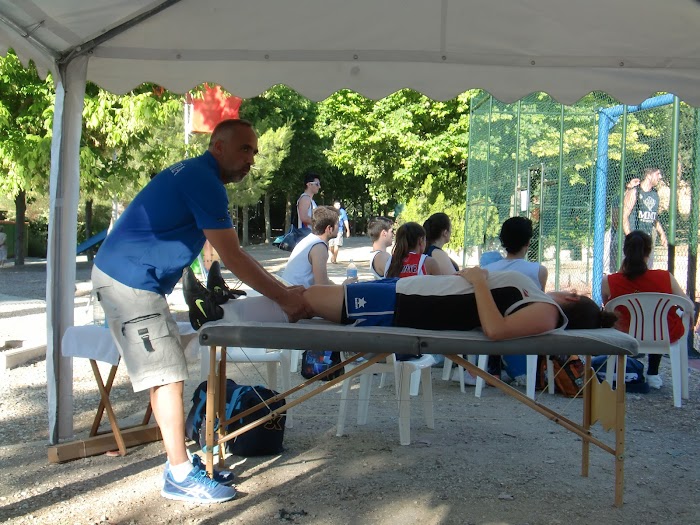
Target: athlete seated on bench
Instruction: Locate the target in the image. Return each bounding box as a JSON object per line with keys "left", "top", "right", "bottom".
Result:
{"left": 184, "top": 267, "right": 617, "bottom": 340}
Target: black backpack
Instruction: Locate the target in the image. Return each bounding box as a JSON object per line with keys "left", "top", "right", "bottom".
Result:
{"left": 590, "top": 356, "right": 650, "bottom": 394}
{"left": 185, "top": 379, "right": 286, "bottom": 456}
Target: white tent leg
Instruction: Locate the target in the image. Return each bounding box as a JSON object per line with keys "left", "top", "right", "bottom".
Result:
{"left": 46, "top": 56, "right": 88, "bottom": 444}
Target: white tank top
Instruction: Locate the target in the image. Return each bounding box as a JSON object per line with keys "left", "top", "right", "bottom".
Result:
{"left": 281, "top": 234, "right": 326, "bottom": 287}
{"left": 484, "top": 258, "right": 543, "bottom": 290}
{"left": 369, "top": 250, "right": 390, "bottom": 279}
{"left": 296, "top": 193, "right": 317, "bottom": 229}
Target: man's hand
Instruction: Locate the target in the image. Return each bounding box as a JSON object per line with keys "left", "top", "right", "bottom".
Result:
{"left": 626, "top": 178, "right": 640, "bottom": 189}
{"left": 457, "top": 266, "right": 488, "bottom": 285}
{"left": 279, "top": 286, "right": 313, "bottom": 322}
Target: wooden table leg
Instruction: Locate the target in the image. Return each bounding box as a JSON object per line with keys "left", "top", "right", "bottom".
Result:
{"left": 582, "top": 355, "right": 593, "bottom": 477}
{"left": 205, "top": 345, "right": 217, "bottom": 477}
{"left": 614, "top": 354, "right": 626, "bottom": 507}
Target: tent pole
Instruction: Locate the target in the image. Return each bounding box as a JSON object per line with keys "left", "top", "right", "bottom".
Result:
{"left": 46, "top": 56, "right": 88, "bottom": 444}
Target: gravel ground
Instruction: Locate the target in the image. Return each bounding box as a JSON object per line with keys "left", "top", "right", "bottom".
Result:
{"left": 1, "top": 239, "right": 700, "bottom": 524}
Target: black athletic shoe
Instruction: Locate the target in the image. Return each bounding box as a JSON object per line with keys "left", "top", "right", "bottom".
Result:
{"left": 183, "top": 267, "right": 224, "bottom": 330}
{"left": 206, "top": 261, "right": 246, "bottom": 304}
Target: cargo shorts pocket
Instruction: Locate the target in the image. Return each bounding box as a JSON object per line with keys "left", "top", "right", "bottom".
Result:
{"left": 121, "top": 313, "right": 170, "bottom": 354}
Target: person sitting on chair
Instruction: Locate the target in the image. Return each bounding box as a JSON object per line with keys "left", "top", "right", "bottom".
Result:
{"left": 282, "top": 205, "right": 356, "bottom": 288}
{"left": 601, "top": 230, "right": 689, "bottom": 389}
{"left": 423, "top": 212, "right": 459, "bottom": 274}
{"left": 367, "top": 216, "right": 394, "bottom": 279}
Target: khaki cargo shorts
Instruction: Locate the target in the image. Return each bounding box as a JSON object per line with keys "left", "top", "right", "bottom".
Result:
{"left": 92, "top": 265, "right": 188, "bottom": 392}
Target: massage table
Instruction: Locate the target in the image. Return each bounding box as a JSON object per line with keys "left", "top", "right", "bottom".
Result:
{"left": 198, "top": 321, "right": 638, "bottom": 507}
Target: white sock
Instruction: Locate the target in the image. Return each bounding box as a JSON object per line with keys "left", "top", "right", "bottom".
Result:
{"left": 169, "top": 460, "right": 194, "bottom": 482}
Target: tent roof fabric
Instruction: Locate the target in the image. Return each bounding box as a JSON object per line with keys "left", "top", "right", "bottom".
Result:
{"left": 1, "top": 0, "right": 700, "bottom": 104}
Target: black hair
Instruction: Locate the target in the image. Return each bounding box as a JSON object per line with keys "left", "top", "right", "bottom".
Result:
{"left": 304, "top": 172, "right": 320, "bottom": 185}
{"left": 386, "top": 222, "right": 425, "bottom": 278}
{"left": 561, "top": 296, "right": 618, "bottom": 330}
{"left": 620, "top": 230, "right": 651, "bottom": 279}
{"left": 499, "top": 217, "right": 533, "bottom": 254}
{"left": 423, "top": 213, "right": 451, "bottom": 247}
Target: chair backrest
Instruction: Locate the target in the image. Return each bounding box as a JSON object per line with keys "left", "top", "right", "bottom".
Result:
{"left": 604, "top": 292, "right": 694, "bottom": 350}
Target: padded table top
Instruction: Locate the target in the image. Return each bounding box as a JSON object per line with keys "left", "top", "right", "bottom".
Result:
{"left": 199, "top": 321, "right": 638, "bottom": 357}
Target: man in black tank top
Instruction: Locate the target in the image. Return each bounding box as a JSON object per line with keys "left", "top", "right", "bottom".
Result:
{"left": 622, "top": 167, "right": 667, "bottom": 265}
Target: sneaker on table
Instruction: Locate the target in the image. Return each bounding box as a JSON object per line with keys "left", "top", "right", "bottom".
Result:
{"left": 206, "top": 261, "right": 246, "bottom": 304}
{"left": 161, "top": 462, "right": 236, "bottom": 503}
{"left": 182, "top": 267, "right": 224, "bottom": 330}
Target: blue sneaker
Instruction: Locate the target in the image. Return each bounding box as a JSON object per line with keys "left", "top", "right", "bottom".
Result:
{"left": 192, "top": 455, "right": 235, "bottom": 486}
{"left": 161, "top": 463, "right": 236, "bottom": 503}
{"left": 164, "top": 458, "right": 235, "bottom": 487}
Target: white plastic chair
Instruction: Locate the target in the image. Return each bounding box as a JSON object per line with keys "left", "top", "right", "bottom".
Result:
{"left": 473, "top": 354, "right": 553, "bottom": 399}
{"left": 442, "top": 355, "right": 478, "bottom": 393}
{"left": 336, "top": 353, "right": 435, "bottom": 445}
{"left": 604, "top": 292, "right": 694, "bottom": 408}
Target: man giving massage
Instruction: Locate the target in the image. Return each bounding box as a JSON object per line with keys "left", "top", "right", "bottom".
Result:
{"left": 184, "top": 267, "right": 616, "bottom": 339}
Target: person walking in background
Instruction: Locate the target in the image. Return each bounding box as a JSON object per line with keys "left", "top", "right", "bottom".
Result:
{"left": 297, "top": 172, "right": 320, "bottom": 230}
{"left": 385, "top": 222, "right": 442, "bottom": 278}
{"left": 282, "top": 206, "right": 355, "bottom": 287}
{"left": 367, "top": 216, "right": 394, "bottom": 279}
{"left": 601, "top": 230, "right": 689, "bottom": 389}
{"left": 91, "top": 119, "right": 310, "bottom": 504}
{"left": 0, "top": 225, "right": 7, "bottom": 267}
{"left": 622, "top": 168, "right": 667, "bottom": 268}
{"left": 329, "top": 200, "right": 350, "bottom": 264}
{"left": 423, "top": 212, "right": 459, "bottom": 274}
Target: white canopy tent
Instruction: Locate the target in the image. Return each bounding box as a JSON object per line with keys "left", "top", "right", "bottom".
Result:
{"left": 0, "top": 0, "right": 699, "bottom": 443}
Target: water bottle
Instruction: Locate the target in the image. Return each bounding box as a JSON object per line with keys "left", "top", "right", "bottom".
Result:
{"left": 346, "top": 259, "right": 358, "bottom": 281}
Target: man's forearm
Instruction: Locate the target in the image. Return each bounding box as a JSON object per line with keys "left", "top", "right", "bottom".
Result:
{"left": 224, "top": 250, "right": 287, "bottom": 303}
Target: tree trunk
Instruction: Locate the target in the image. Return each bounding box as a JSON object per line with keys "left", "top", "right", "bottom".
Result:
{"left": 264, "top": 193, "right": 271, "bottom": 243}
{"left": 285, "top": 192, "right": 292, "bottom": 232}
{"left": 85, "top": 199, "right": 94, "bottom": 262}
{"left": 14, "top": 190, "right": 26, "bottom": 266}
{"left": 242, "top": 206, "right": 249, "bottom": 246}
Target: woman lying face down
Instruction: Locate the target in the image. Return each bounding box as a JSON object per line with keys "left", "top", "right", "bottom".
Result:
{"left": 186, "top": 268, "right": 617, "bottom": 341}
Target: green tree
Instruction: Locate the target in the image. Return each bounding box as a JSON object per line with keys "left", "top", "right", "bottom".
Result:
{"left": 0, "top": 49, "right": 54, "bottom": 264}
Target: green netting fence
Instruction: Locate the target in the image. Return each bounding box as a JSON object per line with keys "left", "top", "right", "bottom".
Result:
{"left": 465, "top": 92, "right": 700, "bottom": 305}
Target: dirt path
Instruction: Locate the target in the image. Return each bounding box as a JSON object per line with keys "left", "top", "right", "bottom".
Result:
{"left": 1, "top": 239, "right": 699, "bottom": 524}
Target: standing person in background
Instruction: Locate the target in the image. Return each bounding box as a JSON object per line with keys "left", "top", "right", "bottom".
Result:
{"left": 423, "top": 212, "right": 459, "bottom": 274}
{"left": 329, "top": 200, "right": 350, "bottom": 264}
{"left": 0, "top": 226, "right": 7, "bottom": 267}
{"left": 297, "top": 172, "right": 320, "bottom": 230}
{"left": 485, "top": 217, "right": 548, "bottom": 290}
{"left": 385, "top": 222, "right": 442, "bottom": 278}
{"left": 92, "top": 119, "right": 310, "bottom": 504}
{"left": 601, "top": 230, "right": 688, "bottom": 389}
{"left": 622, "top": 167, "right": 667, "bottom": 268}
{"left": 367, "top": 216, "right": 394, "bottom": 279}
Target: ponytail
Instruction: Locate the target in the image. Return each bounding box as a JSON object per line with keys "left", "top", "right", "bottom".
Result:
{"left": 619, "top": 230, "right": 651, "bottom": 279}
{"left": 386, "top": 222, "right": 425, "bottom": 278}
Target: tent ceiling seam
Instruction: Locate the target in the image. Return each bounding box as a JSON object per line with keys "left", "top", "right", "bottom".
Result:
{"left": 58, "top": 0, "right": 183, "bottom": 66}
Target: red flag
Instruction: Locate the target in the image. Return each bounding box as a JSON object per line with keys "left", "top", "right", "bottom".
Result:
{"left": 190, "top": 84, "right": 242, "bottom": 133}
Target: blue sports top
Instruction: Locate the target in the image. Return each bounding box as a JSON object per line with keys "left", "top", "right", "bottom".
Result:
{"left": 95, "top": 151, "right": 233, "bottom": 295}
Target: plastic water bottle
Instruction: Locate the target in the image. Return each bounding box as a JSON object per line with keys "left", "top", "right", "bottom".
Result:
{"left": 346, "top": 259, "right": 358, "bottom": 281}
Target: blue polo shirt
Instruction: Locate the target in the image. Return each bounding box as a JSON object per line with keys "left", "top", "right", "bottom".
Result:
{"left": 95, "top": 152, "right": 233, "bottom": 295}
